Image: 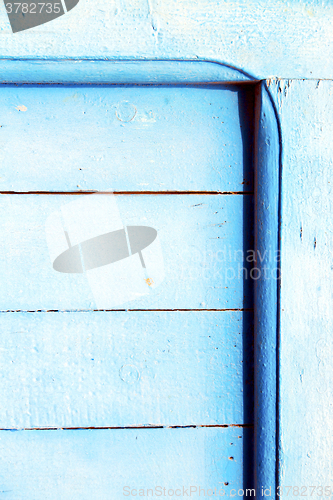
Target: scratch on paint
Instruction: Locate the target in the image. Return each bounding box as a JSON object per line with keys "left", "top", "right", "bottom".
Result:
{"left": 300, "top": 369, "right": 304, "bottom": 383}
{"left": 206, "top": 221, "right": 227, "bottom": 227}
{"left": 277, "top": 79, "right": 292, "bottom": 111}
{"left": 147, "top": 0, "right": 159, "bottom": 33}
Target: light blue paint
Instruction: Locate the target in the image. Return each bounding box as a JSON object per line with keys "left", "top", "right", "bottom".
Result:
{"left": 0, "top": 59, "right": 286, "bottom": 498}
{"left": 0, "top": 0, "right": 332, "bottom": 79}
{"left": 0, "top": 311, "right": 253, "bottom": 428}
{"left": 0, "top": 427, "right": 250, "bottom": 500}
{"left": 269, "top": 79, "right": 333, "bottom": 491}
{"left": 0, "top": 194, "right": 253, "bottom": 310}
{"left": 0, "top": 83, "right": 254, "bottom": 192}
{"left": 0, "top": 0, "right": 328, "bottom": 493}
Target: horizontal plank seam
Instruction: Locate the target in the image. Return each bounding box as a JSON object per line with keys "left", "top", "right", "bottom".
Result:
{"left": 0, "top": 191, "right": 254, "bottom": 196}
{"left": 0, "top": 309, "right": 254, "bottom": 313}
{"left": 0, "top": 424, "right": 254, "bottom": 431}
{"left": 0, "top": 82, "right": 259, "bottom": 88}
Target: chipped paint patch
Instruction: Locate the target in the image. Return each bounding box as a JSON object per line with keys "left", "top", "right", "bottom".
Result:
{"left": 63, "top": 93, "right": 81, "bottom": 103}
{"left": 16, "top": 105, "right": 27, "bottom": 112}
{"left": 135, "top": 110, "right": 156, "bottom": 124}
{"left": 145, "top": 277, "right": 154, "bottom": 287}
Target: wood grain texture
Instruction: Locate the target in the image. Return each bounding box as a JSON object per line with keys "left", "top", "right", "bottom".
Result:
{"left": 268, "top": 79, "right": 333, "bottom": 489}
{"left": 0, "top": 84, "right": 254, "bottom": 192}
{"left": 0, "top": 1, "right": 332, "bottom": 79}
{"left": 0, "top": 194, "right": 253, "bottom": 310}
{"left": 0, "top": 427, "right": 252, "bottom": 500}
{"left": 0, "top": 311, "right": 253, "bottom": 428}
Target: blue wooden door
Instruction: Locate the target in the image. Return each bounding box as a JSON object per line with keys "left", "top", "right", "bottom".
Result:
{"left": 1, "top": 0, "right": 331, "bottom": 493}
{"left": 0, "top": 79, "right": 255, "bottom": 498}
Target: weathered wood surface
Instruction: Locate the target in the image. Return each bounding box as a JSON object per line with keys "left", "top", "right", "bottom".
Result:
{"left": 0, "top": 1, "right": 332, "bottom": 79}
{"left": 0, "top": 193, "right": 253, "bottom": 310}
{"left": 0, "top": 0, "right": 331, "bottom": 493}
{"left": 0, "top": 15, "right": 261, "bottom": 492}
{"left": 0, "top": 427, "right": 250, "bottom": 500}
{"left": 0, "top": 84, "right": 254, "bottom": 192}
{"left": 0, "top": 311, "right": 253, "bottom": 428}
{"left": 269, "top": 79, "right": 333, "bottom": 489}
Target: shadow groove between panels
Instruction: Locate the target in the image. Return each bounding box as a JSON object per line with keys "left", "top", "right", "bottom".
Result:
{"left": 0, "top": 309, "right": 254, "bottom": 313}
{"left": 0, "top": 191, "right": 254, "bottom": 195}
{"left": 0, "top": 424, "right": 254, "bottom": 431}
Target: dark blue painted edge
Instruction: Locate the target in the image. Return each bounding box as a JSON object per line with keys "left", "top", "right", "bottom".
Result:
{"left": 254, "top": 82, "right": 282, "bottom": 499}
{"left": 0, "top": 59, "right": 282, "bottom": 497}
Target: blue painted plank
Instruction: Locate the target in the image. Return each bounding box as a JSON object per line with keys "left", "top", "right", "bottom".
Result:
{"left": 268, "top": 79, "right": 333, "bottom": 490}
{"left": 0, "top": 427, "right": 251, "bottom": 500}
{"left": 0, "top": 311, "right": 253, "bottom": 428}
{"left": 0, "top": 194, "right": 253, "bottom": 310}
{"left": 0, "top": 1, "right": 332, "bottom": 79}
{"left": 0, "top": 84, "right": 254, "bottom": 192}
